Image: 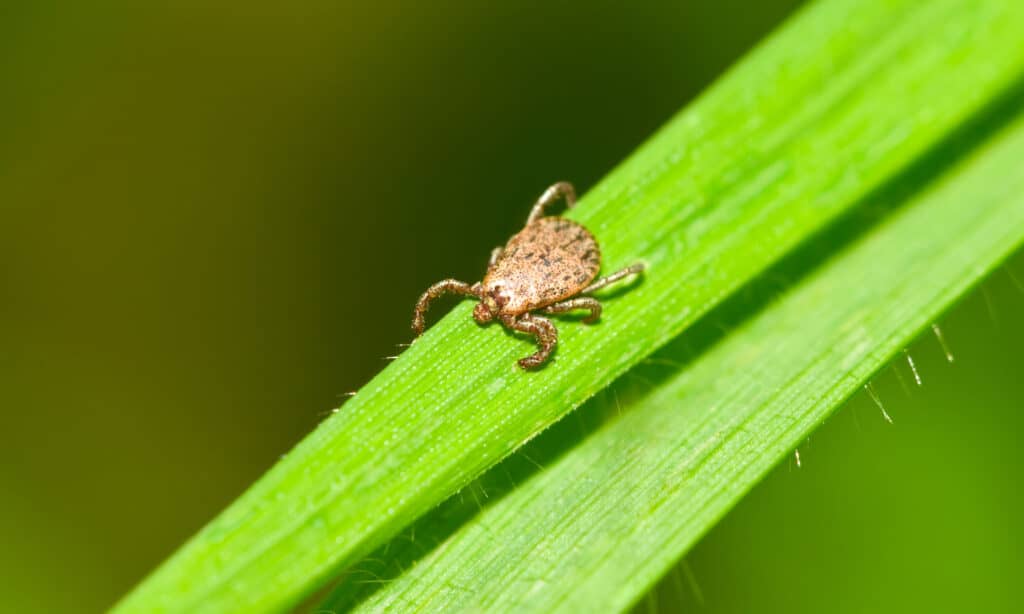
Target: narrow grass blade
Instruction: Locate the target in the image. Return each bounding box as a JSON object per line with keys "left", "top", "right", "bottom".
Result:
{"left": 327, "top": 105, "right": 1024, "bottom": 614}
{"left": 114, "top": 1, "right": 1024, "bottom": 611}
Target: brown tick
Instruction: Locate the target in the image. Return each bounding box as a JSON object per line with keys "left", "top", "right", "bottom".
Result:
{"left": 412, "top": 181, "right": 644, "bottom": 369}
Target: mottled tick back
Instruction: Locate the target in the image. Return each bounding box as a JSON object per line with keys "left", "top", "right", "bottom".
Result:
{"left": 484, "top": 217, "right": 601, "bottom": 315}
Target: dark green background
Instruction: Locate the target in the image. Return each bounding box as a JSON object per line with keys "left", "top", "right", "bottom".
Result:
{"left": 3, "top": 2, "right": 1021, "bottom": 612}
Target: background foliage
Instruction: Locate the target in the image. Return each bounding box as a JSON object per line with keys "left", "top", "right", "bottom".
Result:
{"left": 2, "top": 1, "right": 1022, "bottom": 612}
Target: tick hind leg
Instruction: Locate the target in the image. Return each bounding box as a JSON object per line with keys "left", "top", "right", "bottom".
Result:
{"left": 504, "top": 313, "right": 558, "bottom": 369}
{"left": 544, "top": 297, "right": 601, "bottom": 324}
{"left": 526, "top": 181, "right": 577, "bottom": 225}
{"left": 581, "top": 262, "right": 645, "bottom": 295}
{"left": 412, "top": 279, "right": 481, "bottom": 337}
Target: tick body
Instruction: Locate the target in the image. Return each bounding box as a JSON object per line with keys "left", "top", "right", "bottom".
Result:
{"left": 412, "top": 181, "right": 644, "bottom": 369}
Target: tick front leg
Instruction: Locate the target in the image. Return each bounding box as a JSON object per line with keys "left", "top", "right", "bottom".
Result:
{"left": 543, "top": 297, "right": 602, "bottom": 324}
{"left": 503, "top": 313, "right": 558, "bottom": 369}
{"left": 412, "top": 279, "right": 480, "bottom": 337}
{"left": 488, "top": 246, "right": 504, "bottom": 268}
{"left": 526, "top": 181, "right": 577, "bottom": 225}
{"left": 581, "top": 262, "right": 645, "bottom": 295}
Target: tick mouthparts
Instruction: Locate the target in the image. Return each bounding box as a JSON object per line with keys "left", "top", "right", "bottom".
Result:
{"left": 472, "top": 302, "right": 494, "bottom": 324}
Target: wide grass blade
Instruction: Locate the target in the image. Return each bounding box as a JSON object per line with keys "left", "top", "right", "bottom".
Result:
{"left": 115, "top": 0, "right": 1024, "bottom": 611}
{"left": 324, "top": 101, "right": 1024, "bottom": 614}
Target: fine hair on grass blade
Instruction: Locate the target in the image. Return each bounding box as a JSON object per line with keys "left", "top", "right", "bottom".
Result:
{"left": 113, "top": 0, "right": 1024, "bottom": 611}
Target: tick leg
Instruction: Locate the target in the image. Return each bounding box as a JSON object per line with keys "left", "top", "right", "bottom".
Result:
{"left": 412, "top": 279, "right": 481, "bottom": 337}
{"left": 503, "top": 313, "right": 558, "bottom": 369}
{"left": 526, "top": 181, "right": 577, "bottom": 225}
{"left": 488, "top": 246, "right": 504, "bottom": 268}
{"left": 543, "top": 297, "right": 602, "bottom": 324}
{"left": 581, "top": 262, "right": 645, "bottom": 295}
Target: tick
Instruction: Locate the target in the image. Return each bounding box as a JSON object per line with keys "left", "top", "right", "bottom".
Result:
{"left": 411, "top": 181, "right": 644, "bottom": 369}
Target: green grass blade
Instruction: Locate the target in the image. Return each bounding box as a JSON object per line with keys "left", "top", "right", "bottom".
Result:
{"left": 326, "top": 106, "right": 1024, "bottom": 614}
{"left": 114, "top": 0, "right": 1024, "bottom": 611}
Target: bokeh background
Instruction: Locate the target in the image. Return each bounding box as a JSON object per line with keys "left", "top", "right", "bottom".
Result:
{"left": 2, "top": 1, "right": 1021, "bottom": 612}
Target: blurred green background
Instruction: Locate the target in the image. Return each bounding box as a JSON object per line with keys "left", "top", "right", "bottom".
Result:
{"left": 2, "top": 1, "right": 1022, "bottom": 612}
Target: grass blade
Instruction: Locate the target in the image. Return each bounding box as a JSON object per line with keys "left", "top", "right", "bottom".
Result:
{"left": 114, "top": 0, "right": 1024, "bottom": 611}
{"left": 327, "top": 106, "right": 1024, "bottom": 614}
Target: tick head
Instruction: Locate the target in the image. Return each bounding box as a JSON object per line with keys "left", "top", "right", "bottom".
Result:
{"left": 472, "top": 301, "right": 494, "bottom": 324}
{"left": 473, "top": 287, "right": 509, "bottom": 324}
